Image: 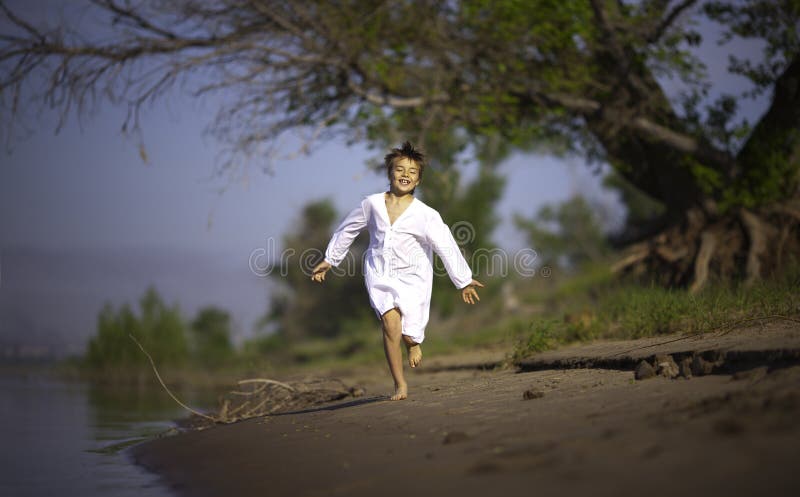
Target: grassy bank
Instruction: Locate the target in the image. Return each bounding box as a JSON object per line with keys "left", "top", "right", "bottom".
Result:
{"left": 508, "top": 260, "right": 800, "bottom": 361}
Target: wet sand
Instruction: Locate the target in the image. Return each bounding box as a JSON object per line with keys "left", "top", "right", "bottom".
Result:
{"left": 132, "top": 322, "right": 800, "bottom": 497}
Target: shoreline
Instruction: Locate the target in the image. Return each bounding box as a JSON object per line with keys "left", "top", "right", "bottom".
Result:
{"left": 131, "top": 322, "right": 800, "bottom": 497}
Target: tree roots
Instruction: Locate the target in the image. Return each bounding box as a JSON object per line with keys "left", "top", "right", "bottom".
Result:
{"left": 612, "top": 200, "right": 800, "bottom": 291}
{"left": 689, "top": 230, "right": 716, "bottom": 294}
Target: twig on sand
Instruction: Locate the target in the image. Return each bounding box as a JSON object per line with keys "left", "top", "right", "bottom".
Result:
{"left": 128, "top": 335, "right": 363, "bottom": 428}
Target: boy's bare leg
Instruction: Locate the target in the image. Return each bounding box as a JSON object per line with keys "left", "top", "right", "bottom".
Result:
{"left": 381, "top": 308, "right": 407, "bottom": 400}
{"left": 402, "top": 335, "right": 422, "bottom": 368}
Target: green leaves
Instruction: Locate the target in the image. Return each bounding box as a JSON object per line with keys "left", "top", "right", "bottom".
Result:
{"left": 704, "top": 0, "right": 800, "bottom": 95}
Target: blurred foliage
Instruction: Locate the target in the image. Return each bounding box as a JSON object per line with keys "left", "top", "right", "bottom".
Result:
{"left": 190, "top": 307, "right": 235, "bottom": 367}
{"left": 704, "top": 0, "right": 800, "bottom": 97}
{"left": 85, "top": 286, "right": 188, "bottom": 371}
{"left": 257, "top": 199, "right": 374, "bottom": 341}
{"left": 514, "top": 194, "right": 611, "bottom": 270}
{"left": 84, "top": 287, "right": 237, "bottom": 375}
{"left": 424, "top": 162, "right": 506, "bottom": 316}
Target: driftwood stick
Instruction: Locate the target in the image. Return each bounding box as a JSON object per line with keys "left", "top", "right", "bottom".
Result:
{"left": 244, "top": 397, "right": 271, "bottom": 417}
{"left": 129, "top": 334, "right": 216, "bottom": 421}
{"left": 230, "top": 383, "right": 268, "bottom": 396}
{"left": 238, "top": 378, "right": 296, "bottom": 391}
{"left": 227, "top": 400, "right": 251, "bottom": 417}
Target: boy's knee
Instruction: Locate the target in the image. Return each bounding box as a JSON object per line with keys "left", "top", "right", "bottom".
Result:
{"left": 381, "top": 307, "right": 402, "bottom": 335}
{"left": 381, "top": 307, "right": 401, "bottom": 324}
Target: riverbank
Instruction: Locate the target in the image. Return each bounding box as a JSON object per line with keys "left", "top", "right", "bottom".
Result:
{"left": 131, "top": 320, "right": 800, "bottom": 497}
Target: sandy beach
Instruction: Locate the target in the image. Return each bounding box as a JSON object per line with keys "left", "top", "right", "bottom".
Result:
{"left": 132, "top": 321, "right": 800, "bottom": 497}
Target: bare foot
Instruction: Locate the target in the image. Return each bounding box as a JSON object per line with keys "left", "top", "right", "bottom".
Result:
{"left": 390, "top": 383, "right": 408, "bottom": 401}
{"left": 407, "top": 343, "right": 422, "bottom": 368}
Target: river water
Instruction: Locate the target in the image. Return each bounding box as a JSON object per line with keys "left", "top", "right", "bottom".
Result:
{"left": 0, "top": 375, "right": 219, "bottom": 497}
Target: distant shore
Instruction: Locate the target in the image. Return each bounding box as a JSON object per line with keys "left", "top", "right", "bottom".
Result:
{"left": 132, "top": 321, "right": 800, "bottom": 497}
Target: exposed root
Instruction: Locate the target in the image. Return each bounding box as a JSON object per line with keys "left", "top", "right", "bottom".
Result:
{"left": 739, "top": 209, "right": 769, "bottom": 287}
{"left": 689, "top": 230, "right": 717, "bottom": 294}
{"left": 611, "top": 242, "right": 649, "bottom": 273}
{"left": 654, "top": 245, "right": 688, "bottom": 263}
{"left": 770, "top": 204, "right": 800, "bottom": 222}
{"left": 776, "top": 224, "right": 790, "bottom": 269}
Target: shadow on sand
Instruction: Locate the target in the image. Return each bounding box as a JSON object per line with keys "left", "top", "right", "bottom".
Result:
{"left": 269, "top": 396, "right": 388, "bottom": 416}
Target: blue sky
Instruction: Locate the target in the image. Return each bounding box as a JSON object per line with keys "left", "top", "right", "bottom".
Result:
{"left": 0, "top": 3, "right": 769, "bottom": 354}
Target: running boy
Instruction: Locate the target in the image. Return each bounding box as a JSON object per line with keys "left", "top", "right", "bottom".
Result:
{"left": 310, "top": 142, "right": 484, "bottom": 401}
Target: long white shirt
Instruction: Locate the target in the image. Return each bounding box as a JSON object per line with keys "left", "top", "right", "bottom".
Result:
{"left": 324, "top": 192, "right": 473, "bottom": 343}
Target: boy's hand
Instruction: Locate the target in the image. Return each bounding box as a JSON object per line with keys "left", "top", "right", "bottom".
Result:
{"left": 461, "top": 279, "right": 484, "bottom": 305}
{"left": 311, "top": 261, "right": 332, "bottom": 283}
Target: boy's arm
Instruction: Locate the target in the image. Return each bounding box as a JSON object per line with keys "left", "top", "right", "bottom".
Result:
{"left": 312, "top": 201, "right": 367, "bottom": 283}
{"left": 425, "top": 211, "right": 474, "bottom": 290}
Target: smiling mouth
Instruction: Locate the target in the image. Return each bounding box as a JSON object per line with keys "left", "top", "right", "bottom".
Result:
{"left": 399, "top": 178, "right": 411, "bottom": 185}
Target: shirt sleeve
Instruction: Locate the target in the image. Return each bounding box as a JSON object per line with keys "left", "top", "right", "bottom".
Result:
{"left": 425, "top": 211, "right": 473, "bottom": 289}
{"left": 324, "top": 200, "right": 368, "bottom": 267}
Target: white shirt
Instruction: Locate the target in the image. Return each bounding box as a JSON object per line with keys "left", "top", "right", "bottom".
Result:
{"left": 324, "top": 192, "right": 473, "bottom": 342}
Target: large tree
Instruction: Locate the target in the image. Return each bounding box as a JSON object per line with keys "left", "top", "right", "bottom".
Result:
{"left": 2, "top": 0, "right": 798, "bottom": 290}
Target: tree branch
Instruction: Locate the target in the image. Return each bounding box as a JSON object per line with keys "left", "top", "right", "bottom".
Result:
{"left": 538, "top": 91, "right": 732, "bottom": 165}
{"left": 589, "top": 0, "right": 626, "bottom": 59}
{"left": 0, "top": 1, "right": 44, "bottom": 40}
{"left": 646, "top": 0, "right": 698, "bottom": 43}
{"left": 92, "top": 0, "right": 178, "bottom": 40}
{"left": 346, "top": 79, "right": 448, "bottom": 108}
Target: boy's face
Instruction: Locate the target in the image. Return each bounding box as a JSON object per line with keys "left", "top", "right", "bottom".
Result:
{"left": 389, "top": 158, "right": 421, "bottom": 194}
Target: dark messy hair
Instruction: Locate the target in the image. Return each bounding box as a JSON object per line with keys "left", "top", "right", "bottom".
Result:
{"left": 384, "top": 141, "right": 426, "bottom": 181}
